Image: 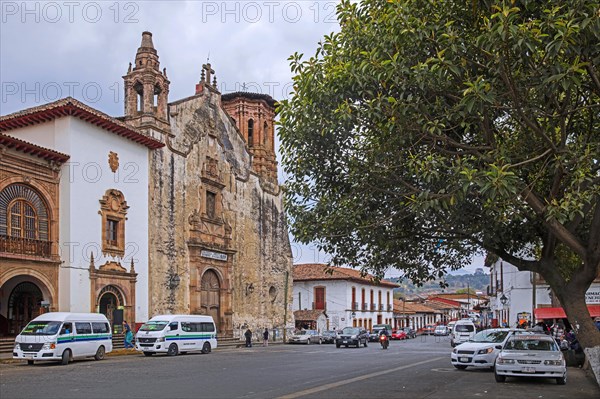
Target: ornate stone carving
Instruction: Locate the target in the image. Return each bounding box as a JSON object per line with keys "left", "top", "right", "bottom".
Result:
{"left": 108, "top": 151, "right": 119, "bottom": 173}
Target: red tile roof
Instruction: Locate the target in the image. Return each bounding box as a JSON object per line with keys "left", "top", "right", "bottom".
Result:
{"left": 293, "top": 263, "right": 398, "bottom": 288}
{"left": 393, "top": 299, "right": 440, "bottom": 314}
{"left": 293, "top": 310, "right": 326, "bottom": 321}
{"left": 0, "top": 133, "right": 69, "bottom": 163}
{"left": 0, "top": 97, "right": 164, "bottom": 150}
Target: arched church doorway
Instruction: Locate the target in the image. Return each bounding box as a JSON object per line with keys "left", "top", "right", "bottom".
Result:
{"left": 200, "top": 270, "right": 221, "bottom": 332}
{"left": 7, "top": 282, "right": 44, "bottom": 335}
{"left": 98, "top": 285, "right": 123, "bottom": 327}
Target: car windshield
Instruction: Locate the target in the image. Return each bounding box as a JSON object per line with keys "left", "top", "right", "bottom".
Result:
{"left": 342, "top": 327, "right": 360, "bottom": 335}
{"left": 472, "top": 330, "right": 509, "bottom": 343}
{"left": 505, "top": 338, "right": 557, "bottom": 351}
{"left": 455, "top": 324, "right": 474, "bottom": 332}
{"left": 139, "top": 321, "right": 168, "bottom": 331}
{"left": 20, "top": 321, "right": 61, "bottom": 336}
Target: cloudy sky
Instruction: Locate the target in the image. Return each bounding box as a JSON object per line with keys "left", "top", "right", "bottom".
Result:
{"left": 0, "top": 0, "right": 483, "bottom": 274}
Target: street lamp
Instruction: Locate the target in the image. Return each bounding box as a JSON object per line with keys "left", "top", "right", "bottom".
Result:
{"left": 500, "top": 294, "right": 508, "bottom": 306}
{"left": 351, "top": 311, "right": 356, "bottom": 326}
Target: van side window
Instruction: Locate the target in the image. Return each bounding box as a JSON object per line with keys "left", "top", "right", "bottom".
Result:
{"left": 201, "top": 322, "right": 215, "bottom": 332}
{"left": 92, "top": 322, "right": 109, "bottom": 334}
{"left": 169, "top": 322, "right": 178, "bottom": 331}
{"left": 60, "top": 323, "right": 72, "bottom": 335}
{"left": 181, "top": 322, "right": 193, "bottom": 332}
{"left": 75, "top": 322, "right": 92, "bottom": 334}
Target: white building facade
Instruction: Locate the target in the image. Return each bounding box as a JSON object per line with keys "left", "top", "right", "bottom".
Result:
{"left": 292, "top": 263, "right": 397, "bottom": 332}
{"left": 0, "top": 98, "right": 161, "bottom": 334}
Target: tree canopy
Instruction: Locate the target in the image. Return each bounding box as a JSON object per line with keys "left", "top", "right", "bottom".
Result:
{"left": 278, "top": 0, "right": 600, "bottom": 348}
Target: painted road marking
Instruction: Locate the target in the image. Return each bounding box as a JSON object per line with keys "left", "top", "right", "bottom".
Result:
{"left": 277, "top": 357, "right": 445, "bottom": 399}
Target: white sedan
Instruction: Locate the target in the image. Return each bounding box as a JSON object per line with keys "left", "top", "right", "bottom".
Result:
{"left": 451, "top": 328, "right": 530, "bottom": 370}
{"left": 495, "top": 334, "right": 567, "bottom": 385}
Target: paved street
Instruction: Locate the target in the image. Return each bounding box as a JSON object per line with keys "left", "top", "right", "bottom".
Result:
{"left": 1, "top": 336, "right": 598, "bottom": 399}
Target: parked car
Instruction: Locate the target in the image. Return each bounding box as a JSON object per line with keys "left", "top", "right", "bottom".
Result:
{"left": 391, "top": 330, "right": 407, "bottom": 340}
{"left": 322, "top": 330, "right": 338, "bottom": 344}
{"left": 450, "top": 319, "right": 477, "bottom": 347}
{"left": 421, "top": 325, "right": 436, "bottom": 335}
{"left": 434, "top": 325, "right": 449, "bottom": 336}
{"left": 451, "top": 328, "right": 532, "bottom": 370}
{"left": 447, "top": 321, "right": 456, "bottom": 333}
{"left": 495, "top": 334, "right": 567, "bottom": 385}
{"left": 288, "top": 330, "right": 322, "bottom": 345}
{"left": 336, "top": 327, "right": 369, "bottom": 348}
{"left": 402, "top": 327, "right": 417, "bottom": 339}
{"left": 368, "top": 330, "right": 380, "bottom": 342}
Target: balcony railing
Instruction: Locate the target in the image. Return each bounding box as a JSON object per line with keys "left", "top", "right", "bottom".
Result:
{"left": 379, "top": 304, "right": 384, "bottom": 311}
{"left": 362, "top": 303, "right": 367, "bottom": 311}
{"left": 351, "top": 302, "right": 358, "bottom": 310}
{"left": 387, "top": 304, "right": 392, "bottom": 312}
{"left": 370, "top": 304, "right": 376, "bottom": 311}
{"left": 0, "top": 235, "right": 51, "bottom": 258}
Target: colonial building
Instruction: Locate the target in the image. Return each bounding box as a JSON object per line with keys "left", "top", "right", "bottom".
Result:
{"left": 0, "top": 100, "right": 157, "bottom": 335}
{"left": 0, "top": 31, "right": 293, "bottom": 338}
{"left": 486, "top": 258, "right": 600, "bottom": 327}
{"left": 292, "top": 263, "right": 397, "bottom": 331}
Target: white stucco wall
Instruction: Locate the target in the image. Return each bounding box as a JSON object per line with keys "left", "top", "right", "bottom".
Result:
{"left": 292, "top": 278, "right": 395, "bottom": 331}
{"left": 6, "top": 116, "right": 150, "bottom": 323}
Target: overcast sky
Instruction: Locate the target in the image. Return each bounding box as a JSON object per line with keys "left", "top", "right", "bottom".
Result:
{"left": 0, "top": 0, "right": 483, "bottom": 275}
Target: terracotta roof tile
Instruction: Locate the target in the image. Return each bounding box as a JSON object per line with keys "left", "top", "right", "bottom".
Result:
{"left": 0, "top": 97, "right": 164, "bottom": 149}
{"left": 0, "top": 133, "right": 69, "bottom": 163}
{"left": 393, "top": 299, "right": 440, "bottom": 314}
{"left": 293, "top": 263, "right": 398, "bottom": 288}
{"left": 293, "top": 310, "right": 326, "bottom": 321}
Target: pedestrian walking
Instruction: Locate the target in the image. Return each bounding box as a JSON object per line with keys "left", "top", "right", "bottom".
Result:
{"left": 245, "top": 328, "right": 253, "bottom": 347}
{"left": 263, "top": 328, "right": 269, "bottom": 347}
{"left": 551, "top": 320, "right": 565, "bottom": 346}
{"left": 123, "top": 321, "right": 135, "bottom": 349}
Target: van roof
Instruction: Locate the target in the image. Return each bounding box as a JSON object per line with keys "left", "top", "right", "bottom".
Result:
{"left": 148, "top": 314, "right": 215, "bottom": 322}
{"left": 32, "top": 312, "right": 109, "bottom": 322}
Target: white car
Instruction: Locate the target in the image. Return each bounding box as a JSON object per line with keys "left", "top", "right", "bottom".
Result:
{"left": 451, "top": 328, "right": 530, "bottom": 370}
{"left": 495, "top": 334, "right": 567, "bottom": 385}
{"left": 288, "top": 330, "right": 322, "bottom": 344}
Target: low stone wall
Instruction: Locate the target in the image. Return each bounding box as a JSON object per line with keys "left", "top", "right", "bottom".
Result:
{"left": 584, "top": 346, "right": 600, "bottom": 386}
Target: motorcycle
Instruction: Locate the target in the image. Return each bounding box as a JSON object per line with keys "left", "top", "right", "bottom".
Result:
{"left": 379, "top": 334, "right": 389, "bottom": 349}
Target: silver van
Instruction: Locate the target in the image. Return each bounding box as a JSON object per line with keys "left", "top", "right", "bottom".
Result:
{"left": 450, "top": 319, "right": 476, "bottom": 347}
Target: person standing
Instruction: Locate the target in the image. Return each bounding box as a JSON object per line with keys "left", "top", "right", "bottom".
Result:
{"left": 245, "top": 328, "right": 253, "bottom": 348}
{"left": 263, "top": 328, "right": 269, "bottom": 347}
{"left": 123, "top": 321, "right": 135, "bottom": 349}
{"left": 551, "top": 320, "right": 565, "bottom": 346}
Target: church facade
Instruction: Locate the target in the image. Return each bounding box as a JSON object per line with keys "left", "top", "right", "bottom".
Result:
{"left": 0, "top": 31, "right": 293, "bottom": 338}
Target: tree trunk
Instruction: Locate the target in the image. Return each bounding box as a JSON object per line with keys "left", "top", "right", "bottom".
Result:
{"left": 553, "top": 281, "right": 600, "bottom": 349}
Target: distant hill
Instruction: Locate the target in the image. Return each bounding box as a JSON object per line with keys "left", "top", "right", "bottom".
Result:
{"left": 388, "top": 272, "right": 489, "bottom": 297}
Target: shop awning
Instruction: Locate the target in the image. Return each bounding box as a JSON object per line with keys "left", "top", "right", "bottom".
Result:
{"left": 535, "top": 305, "right": 600, "bottom": 319}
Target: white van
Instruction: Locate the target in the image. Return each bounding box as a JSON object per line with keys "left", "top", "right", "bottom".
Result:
{"left": 450, "top": 319, "right": 477, "bottom": 347}
{"left": 13, "top": 312, "right": 112, "bottom": 365}
{"left": 136, "top": 314, "right": 217, "bottom": 356}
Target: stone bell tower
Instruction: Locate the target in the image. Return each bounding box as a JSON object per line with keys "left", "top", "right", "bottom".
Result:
{"left": 123, "top": 31, "right": 170, "bottom": 137}
{"left": 221, "top": 91, "right": 278, "bottom": 184}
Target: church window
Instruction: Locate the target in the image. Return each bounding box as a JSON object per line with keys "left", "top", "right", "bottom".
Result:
{"left": 248, "top": 119, "right": 254, "bottom": 147}
{"left": 106, "top": 219, "right": 119, "bottom": 246}
{"left": 134, "top": 82, "right": 144, "bottom": 112}
{"left": 206, "top": 191, "right": 216, "bottom": 219}
{"left": 99, "top": 189, "right": 128, "bottom": 257}
{"left": 263, "top": 122, "right": 268, "bottom": 144}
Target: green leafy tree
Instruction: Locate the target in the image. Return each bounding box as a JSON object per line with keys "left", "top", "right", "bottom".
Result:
{"left": 278, "top": 0, "right": 600, "bottom": 349}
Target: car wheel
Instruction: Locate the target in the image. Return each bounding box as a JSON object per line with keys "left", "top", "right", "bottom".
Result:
{"left": 27, "top": 360, "right": 34, "bottom": 365}
{"left": 345, "top": 345, "right": 349, "bottom": 348}
{"left": 94, "top": 345, "right": 105, "bottom": 361}
{"left": 61, "top": 349, "right": 71, "bottom": 365}
{"left": 318, "top": 339, "right": 322, "bottom": 345}
{"left": 495, "top": 372, "right": 506, "bottom": 383}
{"left": 167, "top": 343, "right": 179, "bottom": 356}
{"left": 336, "top": 343, "right": 341, "bottom": 348}
{"left": 143, "top": 352, "right": 154, "bottom": 357}
{"left": 556, "top": 375, "right": 566, "bottom": 385}
{"left": 202, "top": 342, "right": 211, "bottom": 354}
{"left": 364, "top": 340, "right": 368, "bottom": 347}
{"left": 307, "top": 338, "right": 311, "bottom": 345}
{"left": 453, "top": 365, "right": 468, "bottom": 370}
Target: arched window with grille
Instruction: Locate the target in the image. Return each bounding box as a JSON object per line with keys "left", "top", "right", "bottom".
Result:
{"left": 0, "top": 184, "right": 50, "bottom": 257}
{"left": 247, "top": 119, "right": 254, "bottom": 147}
